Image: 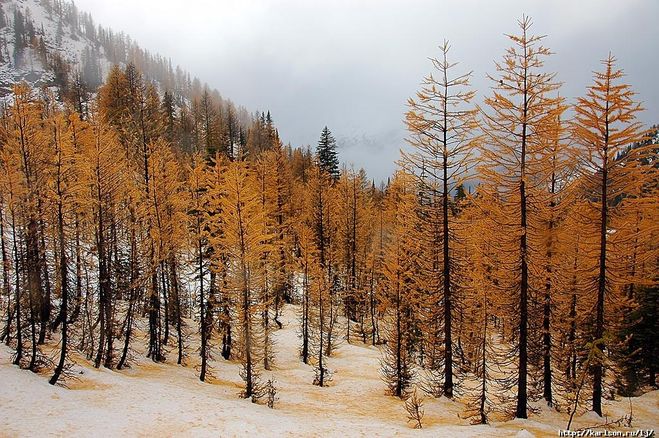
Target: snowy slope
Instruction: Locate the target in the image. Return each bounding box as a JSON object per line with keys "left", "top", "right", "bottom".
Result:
{"left": 1, "top": 304, "right": 657, "bottom": 438}
{"left": 2, "top": 0, "right": 85, "bottom": 96}
{"left": 0, "top": 0, "right": 209, "bottom": 103}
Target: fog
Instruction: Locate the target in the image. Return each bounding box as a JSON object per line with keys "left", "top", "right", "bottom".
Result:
{"left": 75, "top": 0, "right": 659, "bottom": 181}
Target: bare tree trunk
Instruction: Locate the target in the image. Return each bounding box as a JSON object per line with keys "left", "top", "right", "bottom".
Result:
{"left": 26, "top": 218, "right": 42, "bottom": 371}
{"left": 199, "top": 235, "right": 208, "bottom": 381}
{"left": 593, "top": 146, "right": 608, "bottom": 417}
{"left": 301, "top": 262, "right": 310, "bottom": 364}
{"left": 10, "top": 213, "right": 22, "bottom": 365}
{"left": 0, "top": 198, "right": 13, "bottom": 345}
{"left": 118, "top": 223, "right": 138, "bottom": 370}
{"left": 168, "top": 254, "right": 183, "bottom": 365}
{"left": 50, "top": 189, "right": 69, "bottom": 384}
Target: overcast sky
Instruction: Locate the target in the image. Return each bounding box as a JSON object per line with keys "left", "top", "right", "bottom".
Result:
{"left": 75, "top": 0, "right": 658, "bottom": 182}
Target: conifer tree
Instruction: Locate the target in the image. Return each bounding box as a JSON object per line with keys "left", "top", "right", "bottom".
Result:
{"left": 212, "top": 160, "right": 271, "bottom": 400}
{"left": 302, "top": 163, "right": 338, "bottom": 382}
{"left": 572, "top": 54, "right": 648, "bottom": 416}
{"left": 459, "top": 191, "right": 505, "bottom": 423}
{"left": 48, "top": 113, "right": 76, "bottom": 384}
{"left": 316, "top": 127, "right": 339, "bottom": 180}
{"left": 78, "top": 111, "right": 126, "bottom": 369}
{"left": 296, "top": 221, "right": 315, "bottom": 365}
{"left": 335, "top": 168, "right": 371, "bottom": 344}
{"left": 479, "top": 16, "right": 562, "bottom": 418}
{"left": 4, "top": 84, "right": 49, "bottom": 371}
{"left": 187, "top": 153, "right": 211, "bottom": 379}
{"left": 380, "top": 172, "right": 418, "bottom": 398}
{"left": 401, "top": 40, "right": 479, "bottom": 398}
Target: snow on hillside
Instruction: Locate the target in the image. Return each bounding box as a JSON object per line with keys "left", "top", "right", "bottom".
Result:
{"left": 1, "top": 304, "right": 657, "bottom": 437}
{"left": 0, "top": 0, "right": 215, "bottom": 106}
{"left": 1, "top": 0, "right": 86, "bottom": 96}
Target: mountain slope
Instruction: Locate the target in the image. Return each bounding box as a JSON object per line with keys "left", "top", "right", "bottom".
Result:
{"left": 0, "top": 0, "right": 229, "bottom": 106}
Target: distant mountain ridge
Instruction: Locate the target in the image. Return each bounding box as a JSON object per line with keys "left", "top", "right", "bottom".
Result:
{"left": 0, "top": 0, "right": 237, "bottom": 110}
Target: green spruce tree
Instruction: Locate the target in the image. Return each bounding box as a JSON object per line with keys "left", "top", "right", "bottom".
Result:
{"left": 317, "top": 126, "right": 339, "bottom": 180}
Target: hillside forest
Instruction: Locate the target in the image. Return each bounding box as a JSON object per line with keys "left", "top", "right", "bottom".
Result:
{"left": 0, "top": 15, "right": 657, "bottom": 428}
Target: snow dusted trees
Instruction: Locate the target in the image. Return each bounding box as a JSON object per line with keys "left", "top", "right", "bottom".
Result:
{"left": 0, "top": 13, "right": 657, "bottom": 430}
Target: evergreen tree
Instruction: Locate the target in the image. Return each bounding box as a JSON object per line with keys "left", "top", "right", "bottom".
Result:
{"left": 316, "top": 126, "right": 339, "bottom": 180}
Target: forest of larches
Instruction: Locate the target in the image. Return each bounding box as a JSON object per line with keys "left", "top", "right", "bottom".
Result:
{"left": 0, "top": 16, "right": 657, "bottom": 428}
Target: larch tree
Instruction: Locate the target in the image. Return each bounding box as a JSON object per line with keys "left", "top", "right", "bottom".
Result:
{"left": 0, "top": 107, "right": 29, "bottom": 366}
{"left": 571, "top": 54, "right": 648, "bottom": 416}
{"left": 459, "top": 190, "right": 506, "bottom": 424}
{"left": 400, "top": 40, "right": 479, "bottom": 398}
{"left": 4, "top": 84, "right": 50, "bottom": 371}
{"left": 335, "top": 167, "right": 371, "bottom": 344}
{"left": 295, "top": 221, "right": 316, "bottom": 365}
{"left": 78, "top": 111, "right": 126, "bottom": 369}
{"left": 306, "top": 162, "right": 341, "bottom": 358}
{"left": 263, "top": 139, "right": 294, "bottom": 326}
{"left": 479, "top": 16, "right": 562, "bottom": 418}
{"left": 379, "top": 171, "right": 419, "bottom": 398}
{"left": 187, "top": 153, "right": 212, "bottom": 379}
{"left": 48, "top": 113, "right": 77, "bottom": 385}
{"left": 213, "top": 159, "right": 272, "bottom": 401}
{"left": 302, "top": 162, "right": 338, "bottom": 384}
{"left": 528, "top": 104, "right": 572, "bottom": 407}
{"left": 254, "top": 153, "right": 278, "bottom": 370}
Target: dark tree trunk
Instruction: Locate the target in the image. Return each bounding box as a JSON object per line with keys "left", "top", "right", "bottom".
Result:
{"left": 69, "top": 216, "right": 82, "bottom": 323}
{"left": 442, "top": 148, "right": 453, "bottom": 399}
{"left": 199, "top": 236, "right": 208, "bottom": 381}
{"left": 50, "top": 190, "right": 69, "bottom": 385}
{"left": 543, "top": 172, "right": 557, "bottom": 406}
{"left": 593, "top": 148, "right": 608, "bottom": 417}
{"left": 168, "top": 255, "right": 183, "bottom": 365}
{"left": 10, "top": 214, "right": 23, "bottom": 366}
{"left": 37, "top": 213, "right": 51, "bottom": 344}
{"left": 118, "top": 222, "right": 138, "bottom": 370}
{"left": 301, "top": 264, "right": 310, "bottom": 364}
{"left": 26, "top": 218, "right": 42, "bottom": 371}
{"left": 516, "top": 98, "right": 529, "bottom": 419}
{"left": 0, "top": 199, "right": 12, "bottom": 345}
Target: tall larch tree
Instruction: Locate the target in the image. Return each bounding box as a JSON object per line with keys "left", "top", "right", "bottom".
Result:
{"left": 400, "top": 40, "right": 479, "bottom": 398}
{"left": 480, "top": 16, "right": 562, "bottom": 418}
{"left": 213, "top": 159, "right": 271, "bottom": 400}
{"left": 380, "top": 171, "right": 419, "bottom": 398}
{"left": 187, "top": 153, "right": 212, "bottom": 379}
{"left": 572, "top": 54, "right": 648, "bottom": 416}
{"left": 5, "top": 84, "right": 49, "bottom": 371}
{"left": 78, "top": 111, "right": 126, "bottom": 369}
{"left": 48, "top": 113, "right": 76, "bottom": 385}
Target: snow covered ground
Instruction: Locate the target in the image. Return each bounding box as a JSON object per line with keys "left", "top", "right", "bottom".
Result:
{"left": 1, "top": 305, "right": 657, "bottom": 437}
